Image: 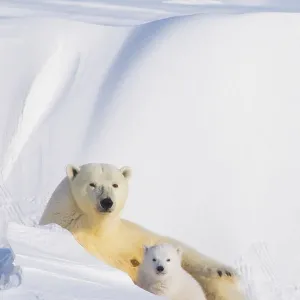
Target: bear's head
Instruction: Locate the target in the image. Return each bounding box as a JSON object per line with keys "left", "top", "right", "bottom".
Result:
{"left": 141, "top": 243, "right": 182, "bottom": 278}
{"left": 66, "top": 163, "right": 131, "bottom": 219}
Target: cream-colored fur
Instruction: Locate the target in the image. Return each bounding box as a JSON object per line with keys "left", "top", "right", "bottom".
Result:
{"left": 39, "top": 163, "right": 245, "bottom": 300}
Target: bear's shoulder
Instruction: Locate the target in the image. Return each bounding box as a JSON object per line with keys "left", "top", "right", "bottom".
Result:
{"left": 39, "top": 176, "right": 82, "bottom": 228}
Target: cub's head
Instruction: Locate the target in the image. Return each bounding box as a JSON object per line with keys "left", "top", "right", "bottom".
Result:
{"left": 66, "top": 163, "right": 131, "bottom": 217}
{"left": 141, "top": 243, "right": 182, "bottom": 278}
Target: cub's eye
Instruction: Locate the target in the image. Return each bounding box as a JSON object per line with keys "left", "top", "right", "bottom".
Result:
{"left": 89, "top": 183, "right": 96, "bottom": 188}
{"left": 112, "top": 183, "right": 118, "bottom": 188}
{"left": 152, "top": 258, "right": 156, "bottom": 262}
{"left": 166, "top": 259, "right": 170, "bottom": 262}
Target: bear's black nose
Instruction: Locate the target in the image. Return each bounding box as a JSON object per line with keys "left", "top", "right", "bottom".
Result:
{"left": 156, "top": 265, "right": 164, "bottom": 273}
{"left": 100, "top": 198, "right": 113, "bottom": 210}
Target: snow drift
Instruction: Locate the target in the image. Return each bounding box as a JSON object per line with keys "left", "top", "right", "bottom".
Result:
{"left": 1, "top": 1, "right": 300, "bottom": 299}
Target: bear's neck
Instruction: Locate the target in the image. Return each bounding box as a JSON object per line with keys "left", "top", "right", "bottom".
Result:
{"left": 72, "top": 213, "right": 121, "bottom": 237}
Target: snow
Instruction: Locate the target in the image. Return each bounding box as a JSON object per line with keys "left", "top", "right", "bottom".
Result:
{"left": 5, "top": 222, "right": 160, "bottom": 300}
{"left": 0, "top": 1, "right": 300, "bottom": 299}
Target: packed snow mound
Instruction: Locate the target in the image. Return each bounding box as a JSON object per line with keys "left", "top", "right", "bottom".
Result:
{"left": 4, "top": 222, "right": 159, "bottom": 300}
{"left": 1, "top": 3, "right": 300, "bottom": 299}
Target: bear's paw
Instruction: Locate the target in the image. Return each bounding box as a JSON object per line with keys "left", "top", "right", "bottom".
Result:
{"left": 199, "top": 265, "right": 238, "bottom": 281}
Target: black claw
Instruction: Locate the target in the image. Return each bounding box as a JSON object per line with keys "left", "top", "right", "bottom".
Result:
{"left": 217, "top": 270, "right": 223, "bottom": 277}
{"left": 225, "top": 271, "right": 232, "bottom": 276}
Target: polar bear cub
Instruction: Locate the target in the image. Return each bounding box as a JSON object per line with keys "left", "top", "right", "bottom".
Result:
{"left": 136, "top": 243, "right": 207, "bottom": 300}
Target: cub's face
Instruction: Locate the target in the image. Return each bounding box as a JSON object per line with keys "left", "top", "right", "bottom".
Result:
{"left": 66, "top": 163, "right": 131, "bottom": 217}
{"left": 141, "top": 243, "right": 182, "bottom": 278}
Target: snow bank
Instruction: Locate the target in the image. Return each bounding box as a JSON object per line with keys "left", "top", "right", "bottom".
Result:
{"left": 1, "top": 2, "right": 300, "bottom": 299}
{"left": 5, "top": 222, "right": 158, "bottom": 300}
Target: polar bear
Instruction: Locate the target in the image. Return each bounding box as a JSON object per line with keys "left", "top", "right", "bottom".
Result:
{"left": 39, "top": 163, "right": 245, "bottom": 300}
{"left": 136, "top": 243, "right": 207, "bottom": 300}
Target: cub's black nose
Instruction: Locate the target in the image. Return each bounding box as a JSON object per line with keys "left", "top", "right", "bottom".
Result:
{"left": 100, "top": 198, "right": 113, "bottom": 210}
{"left": 156, "top": 265, "right": 164, "bottom": 273}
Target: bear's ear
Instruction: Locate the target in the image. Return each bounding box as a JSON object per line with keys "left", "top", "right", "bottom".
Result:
{"left": 120, "top": 166, "right": 132, "bottom": 180}
{"left": 66, "top": 164, "right": 80, "bottom": 180}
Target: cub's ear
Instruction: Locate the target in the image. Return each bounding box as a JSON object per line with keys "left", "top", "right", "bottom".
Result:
{"left": 143, "top": 245, "right": 149, "bottom": 253}
{"left": 176, "top": 246, "right": 182, "bottom": 258}
{"left": 66, "top": 164, "right": 80, "bottom": 180}
{"left": 120, "top": 166, "right": 132, "bottom": 180}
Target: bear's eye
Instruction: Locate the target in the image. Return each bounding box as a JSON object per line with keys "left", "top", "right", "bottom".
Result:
{"left": 166, "top": 259, "right": 170, "bottom": 262}
{"left": 152, "top": 258, "right": 156, "bottom": 262}
{"left": 89, "top": 183, "right": 96, "bottom": 188}
{"left": 112, "top": 183, "right": 118, "bottom": 188}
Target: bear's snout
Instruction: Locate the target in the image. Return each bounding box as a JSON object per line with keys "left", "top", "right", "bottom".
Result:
{"left": 100, "top": 197, "right": 113, "bottom": 211}
{"left": 156, "top": 265, "right": 164, "bottom": 273}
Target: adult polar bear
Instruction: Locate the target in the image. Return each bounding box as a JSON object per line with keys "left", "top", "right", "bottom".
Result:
{"left": 39, "top": 163, "right": 245, "bottom": 300}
